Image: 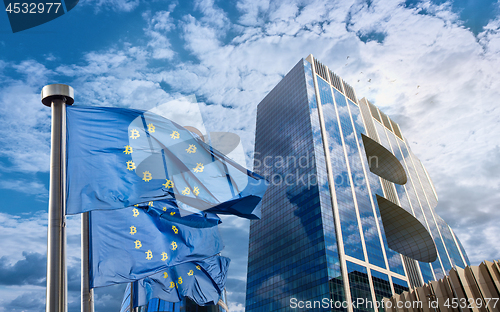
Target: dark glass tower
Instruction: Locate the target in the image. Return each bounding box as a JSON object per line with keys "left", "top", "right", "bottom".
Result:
{"left": 245, "top": 56, "right": 469, "bottom": 312}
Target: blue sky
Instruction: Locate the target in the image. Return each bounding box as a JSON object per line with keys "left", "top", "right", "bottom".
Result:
{"left": 1, "top": 0, "right": 500, "bottom": 311}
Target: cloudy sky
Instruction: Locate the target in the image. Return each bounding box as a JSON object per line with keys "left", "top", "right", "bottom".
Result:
{"left": 0, "top": 0, "right": 499, "bottom": 311}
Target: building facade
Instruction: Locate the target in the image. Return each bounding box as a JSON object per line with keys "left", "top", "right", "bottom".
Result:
{"left": 383, "top": 260, "right": 500, "bottom": 312}
{"left": 245, "top": 56, "right": 470, "bottom": 312}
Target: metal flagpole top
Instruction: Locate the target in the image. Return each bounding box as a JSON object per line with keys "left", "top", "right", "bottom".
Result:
{"left": 41, "top": 84, "right": 74, "bottom": 106}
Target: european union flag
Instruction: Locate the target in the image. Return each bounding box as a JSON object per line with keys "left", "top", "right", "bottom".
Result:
{"left": 139, "top": 199, "right": 222, "bottom": 229}
{"left": 66, "top": 106, "right": 267, "bottom": 218}
{"left": 89, "top": 203, "right": 223, "bottom": 288}
{"left": 121, "top": 255, "right": 230, "bottom": 309}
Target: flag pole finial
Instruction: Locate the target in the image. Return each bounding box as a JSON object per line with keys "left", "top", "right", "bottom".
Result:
{"left": 41, "top": 84, "right": 74, "bottom": 106}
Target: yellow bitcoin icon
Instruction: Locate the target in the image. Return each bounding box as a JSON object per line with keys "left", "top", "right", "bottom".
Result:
{"left": 126, "top": 160, "right": 136, "bottom": 171}
{"left": 170, "top": 131, "right": 180, "bottom": 139}
{"left": 169, "top": 281, "right": 175, "bottom": 288}
{"left": 193, "top": 163, "right": 204, "bottom": 173}
{"left": 133, "top": 208, "right": 139, "bottom": 217}
{"left": 145, "top": 250, "right": 153, "bottom": 260}
{"left": 188, "top": 270, "right": 194, "bottom": 276}
{"left": 148, "top": 201, "right": 153, "bottom": 206}
{"left": 130, "top": 129, "right": 140, "bottom": 139}
{"left": 172, "top": 225, "right": 178, "bottom": 234}
{"left": 161, "top": 252, "right": 168, "bottom": 261}
{"left": 178, "top": 277, "right": 183, "bottom": 284}
{"left": 162, "top": 179, "right": 174, "bottom": 189}
{"left": 163, "top": 272, "right": 168, "bottom": 278}
{"left": 196, "top": 265, "right": 201, "bottom": 270}
{"left": 142, "top": 171, "right": 152, "bottom": 182}
{"left": 147, "top": 123, "right": 155, "bottom": 133}
{"left": 170, "top": 211, "right": 176, "bottom": 216}
{"left": 123, "top": 145, "right": 133, "bottom": 154}
{"left": 171, "top": 241, "right": 178, "bottom": 250}
{"left": 193, "top": 186, "right": 200, "bottom": 196}
{"left": 181, "top": 187, "right": 190, "bottom": 195}
{"left": 186, "top": 144, "right": 197, "bottom": 154}
{"left": 130, "top": 226, "right": 137, "bottom": 235}
{"left": 163, "top": 206, "right": 167, "bottom": 211}
{"left": 134, "top": 240, "right": 142, "bottom": 249}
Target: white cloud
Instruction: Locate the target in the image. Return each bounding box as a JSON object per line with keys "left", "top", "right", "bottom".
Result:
{"left": 228, "top": 302, "right": 246, "bottom": 312}
{"left": 181, "top": 14, "right": 224, "bottom": 55}
{"left": 56, "top": 46, "right": 173, "bottom": 110}
{"left": 0, "top": 180, "right": 47, "bottom": 201}
{"left": 0, "top": 211, "right": 81, "bottom": 311}
{"left": 0, "top": 212, "right": 81, "bottom": 264}
{"left": 236, "top": 0, "right": 270, "bottom": 26}
{"left": 80, "top": 0, "right": 140, "bottom": 12}
{"left": 143, "top": 10, "right": 176, "bottom": 60}
{"left": 0, "top": 77, "right": 51, "bottom": 173}
{"left": 194, "top": 0, "right": 231, "bottom": 29}
{"left": 0, "top": 212, "right": 47, "bottom": 263}
{"left": 13, "top": 60, "right": 54, "bottom": 86}
{"left": 57, "top": 49, "right": 142, "bottom": 77}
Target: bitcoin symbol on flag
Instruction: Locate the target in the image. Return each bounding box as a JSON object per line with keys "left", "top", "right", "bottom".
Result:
{"left": 188, "top": 270, "right": 194, "bottom": 276}
{"left": 170, "top": 212, "right": 175, "bottom": 216}
{"left": 163, "top": 207, "right": 167, "bottom": 211}
{"left": 161, "top": 252, "right": 168, "bottom": 261}
{"left": 171, "top": 241, "right": 178, "bottom": 250}
{"left": 162, "top": 179, "right": 174, "bottom": 189}
{"left": 123, "top": 145, "right": 133, "bottom": 154}
{"left": 163, "top": 272, "right": 168, "bottom": 278}
{"left": 169, "top": 282, "right": 175, "bottom": 288}
{"left": 170, "top": 131, "right": 180, "bottom": 139}
{"left": 134, "top": 240, "right": 142, "bottom": 249}
{"left": 130, "top": 129, "right": 140, "bottom": 139}
{"left": 193, "top": 187, "right": 200, "bottom": 196}
{"left": 181, "top": 187, "right": 190, "bottom": 195}
{"left": 133, "top": 208, "right": 139, "bottom": 217}
{"left": 178, "top": 277, "right": 183, "bottom": 284}
{"left": 196, "top": 265, "right": 201, "bottom": 270}
{"left": 186, "top": 144, "right": 197, "bottom": 154}
{"left": 172, "top": 226, "right": 178, "bottom": 234}
{"left": 143, "top": 171, "right": 152, "bottom": 182}
{"left": 130, "top": 226, "right": 137, "bottom": 235}
{"left": 145, "top": 250, "right": 153, "bottom": 260}
{"left": 147, "top": 123, "right": 155, "bottom": 133}
{"left": 193, "top": 163, "right": 204, "bottom": 173}
{"left": 126, "top": 161, "right": 136, "bottom": 171}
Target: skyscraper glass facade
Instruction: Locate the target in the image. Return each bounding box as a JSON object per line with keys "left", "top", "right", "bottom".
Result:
{"left": 246, "top": 56, "right": 469, "bottom": 312}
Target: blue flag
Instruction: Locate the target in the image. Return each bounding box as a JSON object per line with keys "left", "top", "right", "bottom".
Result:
{"left": 89, "top": 204, "right": 224, "bottom": 288}
{"left": 138, "top": 199, "right": 221, "bottom": 228}
{"left": 119, "top": 286, "right": 131, "bottom": 312}
{"left": 121, "top": 255, "right": 230, "bottom": 309}
{"left": 66, "top": 106, "right": 268, "bottom": 218}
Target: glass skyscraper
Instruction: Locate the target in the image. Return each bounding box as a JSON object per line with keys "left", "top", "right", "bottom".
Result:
{"left": 245, "top": 55, "right": 469, "bottom": 312}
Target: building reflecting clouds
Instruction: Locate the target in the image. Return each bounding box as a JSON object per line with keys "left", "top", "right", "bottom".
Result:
{"left": 245, "top": 56, "right": 469, "bottom": 312}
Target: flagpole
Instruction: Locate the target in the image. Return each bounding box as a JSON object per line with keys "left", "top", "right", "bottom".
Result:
{"left": 82, "top": 212, "right": 94, "bottom": 312}
{"left": 130, "top": 282, "right": 134, "bottom": 312}
{"left": 42, "top": 84, "right": 74, "bottom": 312}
